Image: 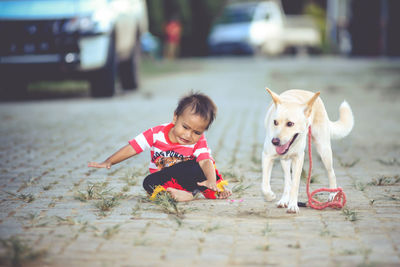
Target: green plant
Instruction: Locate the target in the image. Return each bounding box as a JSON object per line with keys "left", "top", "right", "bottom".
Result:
{"left": 262, "top": 223, "right": 272, "bottom": 236}
{"left": 353, "top": 181, "right": 367, "bottom": 191}
{"left": 342, "top": 207, "right": 358, "bottom": 221}
{"left": 368, "top": 175, "right": 400, "bottom": 186}
{"left": 339, "top": 158, "right": 360, "bottom": 168}
{"left": 232, "top": 183, "right": 251, "bottom": 197}
{"left": 256, "top": 243, "right": 270, "bottom": 251}
{"left": 95, "top": 195, "right": 120, "bottom": 212}
{"left": 152, "top": 191, "right": 185, "bottom": 218}
{"left": 202, "top": 224, "right": 220, "bottom": 233}
{"left": 74, "top": 182, "right": 112, "bottom": 202}
{"left": 5, "top": 191, "right": 35, "bottom": 203}
{"left": 102, "top": 225, "right": 120, "bottom": 240}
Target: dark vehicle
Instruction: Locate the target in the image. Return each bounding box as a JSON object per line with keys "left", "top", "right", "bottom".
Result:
{"left": 0, "top": 0, "right": 148, "bottom": 97}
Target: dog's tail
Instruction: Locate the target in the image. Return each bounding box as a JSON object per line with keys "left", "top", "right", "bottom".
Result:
{"left": 329, "top": 101, "right": 354, "bottom": 139}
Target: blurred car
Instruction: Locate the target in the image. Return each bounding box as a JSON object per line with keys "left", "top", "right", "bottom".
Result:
{"left": 0, "top": 0, "right": 148, "bottom": 97}
{"left": 207, "top": 1, "right": 321, "bottom": 56}
{"left": 207, "top": 1, "right": 284, "bottom": 55}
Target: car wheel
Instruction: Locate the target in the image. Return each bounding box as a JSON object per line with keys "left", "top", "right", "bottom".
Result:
{"left": 90, "top": 35, "right": 117, "bottom": 98}
{"left": 119, "top": 34, "right": 140, "bottom": 90}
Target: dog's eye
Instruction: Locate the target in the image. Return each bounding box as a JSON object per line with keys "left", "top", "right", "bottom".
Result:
{"left": 287, "top": 121, "right": 294, "bottom": 127}
{"left": 274, "top": 120, "right": 278, "bottom": 126}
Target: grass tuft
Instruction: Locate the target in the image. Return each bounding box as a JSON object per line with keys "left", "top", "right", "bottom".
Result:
{"left": 342, "top": 207, "right": 358, "bottom": 221}
{"left": 368, "top": 175, "right": 400, "bottom": 186}
{"left": 152, "top": 191, "right": 185, "bottom": 218}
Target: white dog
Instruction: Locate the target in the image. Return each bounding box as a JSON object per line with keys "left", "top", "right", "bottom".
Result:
{"left": 262, "top": 88, "right": 354, "bottom": 213}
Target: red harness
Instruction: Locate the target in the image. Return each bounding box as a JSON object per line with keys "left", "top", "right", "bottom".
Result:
{"left": 306, "top": 126, "right": 346, "bottom": 209}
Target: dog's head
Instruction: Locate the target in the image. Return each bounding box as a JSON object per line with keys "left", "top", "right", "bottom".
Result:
{"left": 266, "top": 88, "right": 320, "bottom": 155}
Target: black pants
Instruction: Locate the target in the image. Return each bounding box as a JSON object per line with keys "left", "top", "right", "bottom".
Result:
{"left": 143, "top": 160, "right": 213, "bottom": 194}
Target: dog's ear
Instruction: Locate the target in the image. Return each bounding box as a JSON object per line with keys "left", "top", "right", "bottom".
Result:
{"left": 266, "top": 87, "right": 281, "bottom": 105}
{"left": 304, "top": 91, "right": 320, "bottom": 117}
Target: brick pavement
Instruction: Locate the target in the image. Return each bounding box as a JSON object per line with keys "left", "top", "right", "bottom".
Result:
{"left": 0, "top": 57, "right": 399, "bottom": 266}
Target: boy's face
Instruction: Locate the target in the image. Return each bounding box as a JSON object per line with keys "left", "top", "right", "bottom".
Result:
{"left": 169, "top": 108, "right": 209, "bottom": 145}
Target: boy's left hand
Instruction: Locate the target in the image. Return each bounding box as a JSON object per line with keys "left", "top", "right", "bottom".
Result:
{"left": 197, "top": 180, "right": 219, "bottom": 192}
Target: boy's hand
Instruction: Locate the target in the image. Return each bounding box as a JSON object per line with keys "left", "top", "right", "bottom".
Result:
{"left": 197, "top": 180, "right": 219, "bottom": 192}
{"left": 88, "top": 161, "right": 112, "bottom": 169}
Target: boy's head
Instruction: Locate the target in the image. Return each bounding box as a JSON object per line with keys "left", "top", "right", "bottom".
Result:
{"left": 174, "top": 92, "right": 217, "bottom": 130}
{"left": 169, "top": 92, "right": 217, "bottom": 145}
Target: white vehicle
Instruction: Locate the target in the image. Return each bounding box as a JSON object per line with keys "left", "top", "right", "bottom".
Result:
{"left": 208, "top": 1, "right": 321, "bottom": 56}
{"left": 0, "top": 0, "right": 148, "bottom": 97}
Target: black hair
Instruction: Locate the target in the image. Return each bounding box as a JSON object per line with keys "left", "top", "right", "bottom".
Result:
{"left": 174, "top": 92, "right": 217, "bottom": 129}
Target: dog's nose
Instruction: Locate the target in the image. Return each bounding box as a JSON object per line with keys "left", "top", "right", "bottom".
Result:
{"left": 272, "top": 138, "right": 280, "bottom": 146}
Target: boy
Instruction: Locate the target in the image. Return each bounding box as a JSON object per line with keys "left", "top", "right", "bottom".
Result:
{"left": 88, "top": 92, "right": 231, "bottom": 202}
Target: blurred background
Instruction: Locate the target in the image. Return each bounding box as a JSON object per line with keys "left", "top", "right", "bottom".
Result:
{"left": 146, "top": 0, "right": 400, "bottom": 57}
{"left": 0, "top": 0, "right": 399, "bottom": 99}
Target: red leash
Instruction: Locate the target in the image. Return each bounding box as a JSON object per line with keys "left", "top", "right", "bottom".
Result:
{"left": 306, "top": 126, "right": 346, "bottom": 209}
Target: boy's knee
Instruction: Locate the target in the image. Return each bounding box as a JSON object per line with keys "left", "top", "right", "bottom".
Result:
{"left": 142, "top": 176, "right": 154, "bottom": 193}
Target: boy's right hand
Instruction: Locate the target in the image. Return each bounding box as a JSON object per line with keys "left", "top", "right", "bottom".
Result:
{"left": 87, "top": 161, "right": 112, "bottom": 169}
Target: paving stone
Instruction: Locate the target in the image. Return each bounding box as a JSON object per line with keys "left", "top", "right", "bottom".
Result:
{"left": 0, "top": 58, "right": 400, "bottom": 266}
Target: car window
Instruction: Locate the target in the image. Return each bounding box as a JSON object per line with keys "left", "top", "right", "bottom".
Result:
{"left": 216, "top": 4, "right": 257, "bottom": 24}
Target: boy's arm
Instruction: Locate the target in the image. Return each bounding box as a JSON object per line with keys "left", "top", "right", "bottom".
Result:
{"left": 88, "top": 144, "right": 137, "bottom": 169}
{"left": 197, "top": 159, "right": 219, "bottom": 192}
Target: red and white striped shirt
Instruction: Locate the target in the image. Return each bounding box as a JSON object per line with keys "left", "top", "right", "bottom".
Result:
{"left": 129, "top": 123, "right": 213, "bottom": 173}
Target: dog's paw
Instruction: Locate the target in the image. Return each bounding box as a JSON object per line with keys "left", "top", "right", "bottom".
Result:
{"left": 286, "top": 202, "right": 299, "bottom": 214}
{"left": 276, "top": 196, "right": 289, "bottom": 208}
{"left": 263, "top": 190, "right": 276, "bottom": 201}
{"left": 328, "top": 192, "right": 338, "bottom": 202}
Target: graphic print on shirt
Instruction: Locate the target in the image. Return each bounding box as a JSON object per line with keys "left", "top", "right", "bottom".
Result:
{"left": 154, "top": 154, "right": 194, "bottom": 170}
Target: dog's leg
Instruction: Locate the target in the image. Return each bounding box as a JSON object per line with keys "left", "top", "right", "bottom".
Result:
{"left": 277, "top": 159, "right": 291, "bottom": 208}
{"left": 314, "top": 134, "right": 338, "bottom": 201}
{"left": 261, "top": 151, "right": 275, "bottom": 201}
{"left": 287, "top": 152, "right": 304, "bottom": 213}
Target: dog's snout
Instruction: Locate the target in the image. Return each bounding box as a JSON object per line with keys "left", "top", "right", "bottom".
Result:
{"left": 272, "top": 138, "right": 280, "bottom": 146}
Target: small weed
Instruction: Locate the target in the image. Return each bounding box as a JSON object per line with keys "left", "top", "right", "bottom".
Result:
{"left": 131, "top": 204, "right": 141, "bottom": 217}
{"left": 55, "top": 216, "right": 77, "bottom": 225}
{"left": 256, "top": 243, "right": 270, "bottom": 251}
{"left": 288, "top": 241, "right": 301, "bottom": 249}
{"left": 102, "top": 225, "right": 120, "bottom": 240}
{"left": 74, "top": 182, "right": 112, "bottom": 202}
{"left": 387, "top": 194, "right": 400, "bottom": 201}
{"left": 368, "top": 175, "right": 400, "bottom": 186}
{"left": 133, "top": 238, "right": 148, "bottom": 246}
{"left": 0, "top": 236, "right": 47, "bottom": 266}
{"left": 340, "top": 249, "right": 357, "bottom": 255}
{"left": 221, "top": 168, "right": 244, "bottom": 183}
{"left": 42, "top": 181, "right": 58, "bottom": 191}
{"left": 342, "top": 207, "right": 358, "bottom": 221}
{"left": 262, "top": 223, "right": 272, "bottom": 236}
{"left": 377, "top": 158, "right": 400, "bottom": 166}
{"left": 301, "top": 169, "right": 319, "bottom": 183}
{"left": 95, "top": 195, "right": 121, "bottom": 212}
{"left": 4, "top": 191, "right": 35, "bottom": 203}
{"left": 152, "top": 191, "right": 185, "bottom": 218}
{"left": 122, "top": 185, "right": 130, "bottom": 192}
{"left": 232, "top": 183, "right": 252, "bottom": 197}
{"left": 353, "top": 181, "right": 367, "bottom": 191}
{"left": 320, "top": 228, "right": 331, "bottom": 237}
{"left": 339, "top": 158, "right": 360, "bottom": 168}
{"left": 202, "top": 224, "right": 220, "bottom": 233}
{"left": 120, "top": 175, "right": 138, "bottom": 187}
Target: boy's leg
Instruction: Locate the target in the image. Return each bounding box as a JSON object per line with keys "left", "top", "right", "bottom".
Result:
{"left": 143, "top": 160, "right": 226, "bottom": 200}
{"left": 142, "top": 170, "right": 172, "bottom": 194}
{"left": 160, "top": 160, "right": 208, "bottom": 192}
